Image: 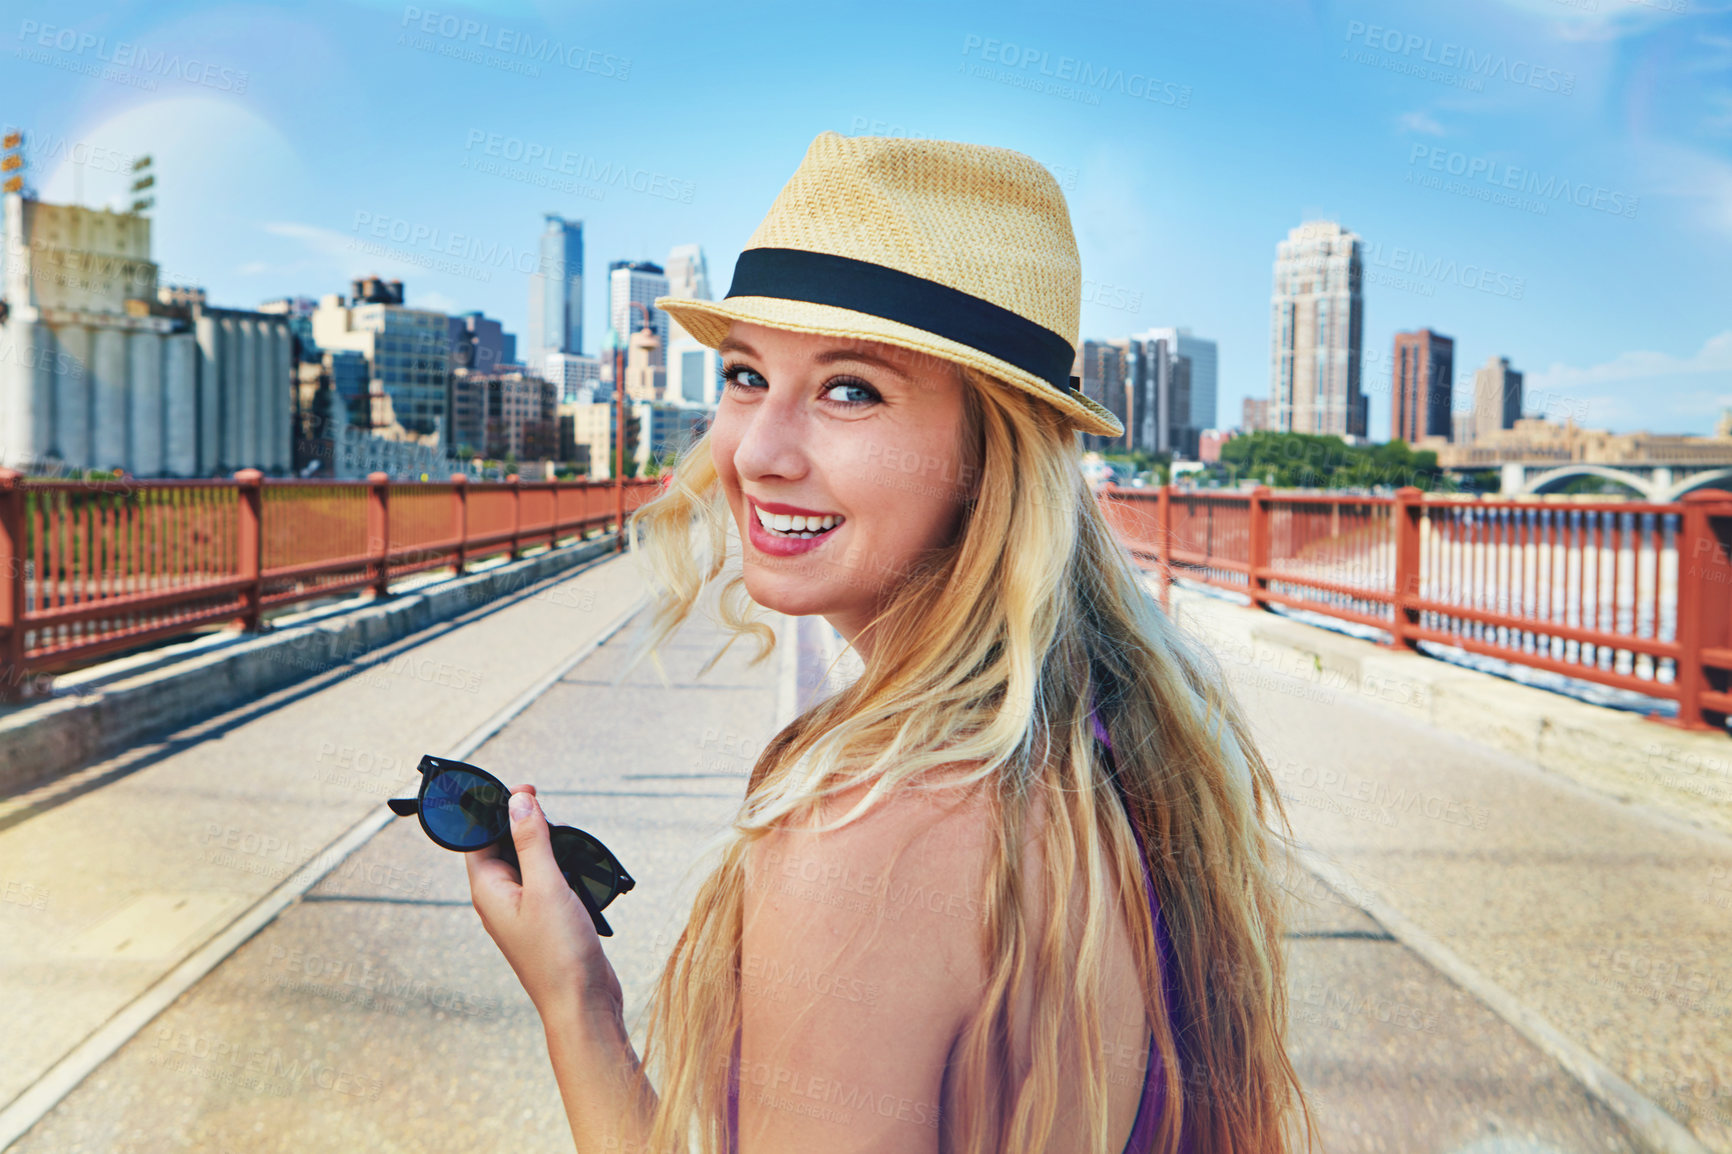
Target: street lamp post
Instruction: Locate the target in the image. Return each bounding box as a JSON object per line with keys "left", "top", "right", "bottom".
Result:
{"left": 613, "top": 300, "right": 658, "bottom": 551}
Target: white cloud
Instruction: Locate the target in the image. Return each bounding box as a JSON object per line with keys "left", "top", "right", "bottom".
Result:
{"left": 1527, "top": 331, "right": 1732, "bottom": 431}
{"left": 1397, "top": 110, "right": 1446, "bottom": 135}
{"left": 263, "top": 221, "right": 355, "bottom": 260}
{"left": 1632, "top": 139, "right": 1732, "bottom": 241}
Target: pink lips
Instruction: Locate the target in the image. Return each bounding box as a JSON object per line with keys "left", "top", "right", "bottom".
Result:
{"left": 745, "top": 497, "right": 844, "bottom": 557}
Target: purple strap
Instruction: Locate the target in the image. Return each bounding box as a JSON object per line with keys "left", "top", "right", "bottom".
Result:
{"left": 1094, "top": 703, "right": 1188, "bottom": 1154}
{"left": 726, "top": 1028, "right": 740, "bottom": 1153}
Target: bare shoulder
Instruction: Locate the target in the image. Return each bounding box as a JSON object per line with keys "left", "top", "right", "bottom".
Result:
{"left": 745, "top": 768, "right": 998, "bottom": 987}
{"left": 735, "top": 769, "right": 996, "bottom": 1150}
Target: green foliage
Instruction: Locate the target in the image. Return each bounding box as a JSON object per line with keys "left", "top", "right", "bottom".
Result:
{"left": 1553, "top": 473, "right": 1643, "bottom": 497}
{"left": 1214, "top": 432, "right": 1459, "bottom": 492}
{"left": 1102, "top": 450, "right": 1172, "bottom": 485}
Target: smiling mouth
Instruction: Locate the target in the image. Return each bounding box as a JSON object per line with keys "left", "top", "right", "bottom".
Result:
{"left": 753, "top": 505, "right": 845, "bottom": 540}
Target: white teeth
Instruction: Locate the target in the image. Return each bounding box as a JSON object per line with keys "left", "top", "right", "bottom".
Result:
{"left": 754, "top": 506, "right": 842, "bottom": 537}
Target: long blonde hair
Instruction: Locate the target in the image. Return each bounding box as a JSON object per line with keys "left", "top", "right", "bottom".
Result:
{"left": 625, "top": 360, "right": 1314, "bottom": 1153}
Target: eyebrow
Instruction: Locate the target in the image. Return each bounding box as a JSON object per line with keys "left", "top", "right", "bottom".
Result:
{"left": 715, "top": 336, "right": 913, "bottom": 383}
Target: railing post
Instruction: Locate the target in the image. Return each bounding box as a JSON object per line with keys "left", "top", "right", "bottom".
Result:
{"left": 451, "top": 473, "right": 468, "bottom": 577}
{"left": 1390, "top": 485, "right": 1423, "bottom": 651}
{"left": 1665, "top": 489, "right": 1732, "bottom": 731}
{"left": 233, "top": 468, "right": 264, "bottom": 633}
{"left": 506, "top": 473, "right": 521, "bottom": 562}
{"left": 1155, "top": 483, "right": 1172, "bottom": 613}
{"left": 0, "top": 469, "right": 27, "bottom": 702}
{"left": 1247, "top": 485, "right": 1271, "bottom": 613}
{"left": 367, "top": 471, "right": 391, "bottom": 599}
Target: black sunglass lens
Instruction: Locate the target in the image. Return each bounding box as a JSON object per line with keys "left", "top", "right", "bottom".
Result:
{"left": 422, "top": 769, "right": 512, "bottom": 849}
{"left": 549, "top": 828, "right": 620, "bottom": 909}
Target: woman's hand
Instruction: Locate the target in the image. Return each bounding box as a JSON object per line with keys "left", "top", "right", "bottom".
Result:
{"left": 465, "top": 784, "right": 624, "bottom": 1023}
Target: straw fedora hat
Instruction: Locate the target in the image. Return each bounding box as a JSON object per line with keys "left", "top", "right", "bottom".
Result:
{"left": 654, "top": 130, "right": 1124, "bottom": 438}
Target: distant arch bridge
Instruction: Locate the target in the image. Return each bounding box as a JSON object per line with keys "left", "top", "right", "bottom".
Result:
{"left": 1465, "top": 461, "right": 1732, "bottom": 502}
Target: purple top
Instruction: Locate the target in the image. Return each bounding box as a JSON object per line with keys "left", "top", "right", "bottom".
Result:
{"left": 726, "top": 709, "right": 1186, "bottom": 1153}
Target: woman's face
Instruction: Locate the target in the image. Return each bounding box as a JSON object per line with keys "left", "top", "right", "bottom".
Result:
{"left": 707, "top": 320, "right": 974, "bottom": 650}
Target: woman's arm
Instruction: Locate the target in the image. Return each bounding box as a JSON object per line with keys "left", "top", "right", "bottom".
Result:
{"left": 466, "top": 786, "right": 657, "bottom": 1153}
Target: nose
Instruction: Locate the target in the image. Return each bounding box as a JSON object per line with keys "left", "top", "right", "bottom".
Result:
{"left": 730, "top": 394, "right": 811, "bottom": 485}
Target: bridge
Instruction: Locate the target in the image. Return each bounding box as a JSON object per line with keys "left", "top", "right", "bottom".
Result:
{"left": 0, "top": 477, "right": 1728, "bottom": 1154}
{"left": 1488, "top": 460, "right": 1732, "bottom": 501}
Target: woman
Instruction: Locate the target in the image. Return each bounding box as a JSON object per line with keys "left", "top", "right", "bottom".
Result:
{"left": 467, "top": 131, "right": 1314, "bottom": 1153}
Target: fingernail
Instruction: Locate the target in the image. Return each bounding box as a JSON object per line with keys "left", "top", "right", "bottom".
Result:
{"left": 509, "top": 791, "right": 532, "bottom": 822}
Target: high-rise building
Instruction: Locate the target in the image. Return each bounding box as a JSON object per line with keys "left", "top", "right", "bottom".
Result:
{"left": 564, "top": 401, "right": 615, "bottom": 478}
{"left": 1092, "top": 336, "right": 1200, "bottom": 458}
{"left": 1269, "top": 221, "right": 1365, "bottom": 438}
{"left": 543, "top": 352, "right": 604, "bottom": 405}
{"left": 1242, "top": 397, "right": 1271, "bottom": 432}
{"left": 0, "top": 193, "right": 290, "bottom": 477}
{"left": 1452, "top": 411, "right": 1476, "bottom": 445}
{"left": 311, "top": 279, "right": 451, "bottom": 440}
{"left": 1473, "top": 355, "right": 1523, "bottom": 443}
{"left": 609, "top": 260, "right": 669, "bottom": 369}
{"left": 631, "top": 400, "right": 709, "bottom": 474}
{"left": 448, "top": 310, "right": 518, "bottom": 375}
{"left": 665, "top": 244, "right": 711, "bottom": 306}
{"left": 450, "top": 367, "right": 556, "bottom": 461}
{"left": 663, "top": 244, "right": 718, "bottom": 402}
{"left": 1391, "top": 329, "right": 1454, "bottom": 445}
{"left": 527, "top": 214, "right": 583, "bottom": 360}
{"left": 1074, "top": 339, "right": 1129, "bottom": 452}
{"left": 1138, "top": 327, "right": 1218, "bottom": 436}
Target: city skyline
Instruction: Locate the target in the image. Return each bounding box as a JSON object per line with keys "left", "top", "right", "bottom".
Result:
{"left": 0, "top": 0, "right": 1724, "bottom": 442}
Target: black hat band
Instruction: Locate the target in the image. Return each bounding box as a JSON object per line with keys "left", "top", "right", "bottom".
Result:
{"left": 725, "top": 247, "right": 1082, "bottom": 395}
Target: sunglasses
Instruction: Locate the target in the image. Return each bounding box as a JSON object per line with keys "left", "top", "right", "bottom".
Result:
{"left": 388, "top": 754, "right": 635, "bottom": 937}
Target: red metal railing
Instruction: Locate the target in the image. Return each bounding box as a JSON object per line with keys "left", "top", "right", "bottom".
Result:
{"left": 6, "top": 472, "right": 1731, "bottom": 734}
{"left": 0, "top": 470, "right": 659, "bottom": 699}
{"left": 1101, "top": 484, "right": 1732, "bottom": 733}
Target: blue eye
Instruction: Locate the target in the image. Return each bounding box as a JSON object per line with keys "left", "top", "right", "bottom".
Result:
{"left": 720, "top": 363, "right": 766, "bottom": 392}
{"left": 823, "top": 378, "right": 879, "bottom": 406}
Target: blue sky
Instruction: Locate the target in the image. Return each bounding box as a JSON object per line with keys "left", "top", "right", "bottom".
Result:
{"left": 5, "top": 0, "right": 1728, "bottom": 436}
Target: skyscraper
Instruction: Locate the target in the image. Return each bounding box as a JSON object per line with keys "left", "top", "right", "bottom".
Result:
{"left": 665, "top": 244, "right": 711, "bottom": 304}
{"left": 1473, "top": 355, "right": 1523, "bottom": 443}
{"left": 663, "top": 243, "right": 721, "bottom": 407}
{"left": 1138, "top": 327, "right": 1218, "bottom": 436}
{"left": 1121, "top": 337, "right": 1197, "bottom": 458}
{"left": 527, "top": 215, "right": 583, "bottom": 360}
{"left": 1392, "top": 329, "right": 1454, "bottom": 444}
{"left": 1269, "top": 221, "right": 1365, "bottom": 438}
{"left": 1074, "top": 339, "right": 1128, "bottom": 453}
{"left": 609, "top": 260, "right": 670, "bottom": 369}
{"left": 312, "top": 278, "right": 451, "bottom": 439}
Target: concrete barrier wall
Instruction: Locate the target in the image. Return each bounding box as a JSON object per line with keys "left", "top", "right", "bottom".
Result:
{"left": 0, "top": 535, "right": 622, "bottom": 794}
{"left": 1166, "top": 584, "right": 1732, "bottom": 840}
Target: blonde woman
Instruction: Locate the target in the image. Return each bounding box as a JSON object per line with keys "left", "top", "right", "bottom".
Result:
{"left": 467, "top": 131, "right": 1314, "bottom": 1153}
